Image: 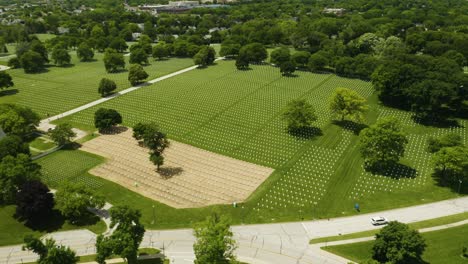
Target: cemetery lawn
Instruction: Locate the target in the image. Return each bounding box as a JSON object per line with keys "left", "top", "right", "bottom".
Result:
{"left": 41, "top": 60, "right": 466, "bottom": 227}
{"left": 0, "top": 205, "right": 106, "bottom": 246}
{"left": 323, "top": 224, "right": 468, "bottom": 264}
{"left": 0, "top": 52, "right": 193, "bottom": 118}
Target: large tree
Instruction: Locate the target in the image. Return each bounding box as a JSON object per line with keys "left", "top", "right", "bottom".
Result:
{"left": 432, "top": 146, "right": 468, "bottom": 184}
{"left": 77, "top": 42, "right": 94, "bottom": 62}
{"left": 372, "top": 221, "right": 426, "bottom": 264}
{"left": 279, "top": 60, "right": 296, "bottom": 76}
{"left": 359, "top": 117, "right": 408, "bottom": 170}
{"left": 193, "top": 213, "right": 237, "bottom": 264}
{"left": 270, "top": 47, "right": 290, "bottom": 65}
{"left": 0, "top": 154, "right": 40, "bottom": 204}
{"left": 0, "top": 135, "right": 30, "bottom": 160}
{"left": 23, "top": 236, "right": 77, "bottom": 264}
{"left": 16, "top": 180, "right": 54, "bottom": 224}
{"left": 103, "top": 49, "right": 125, "bottom": 73}
{"left": 55, "top": 183, "right": 105, "bottom": 223}
{"left": 193, "top": 46, "right": 216, "bottom": 67}
{"left": 0, "top": 104, "right": 40, "bottom": 137}
{"left": 329, "top": 87, "right": 368, "bottom": 122}
{"left": 51, "top": 48, "right": 71, "bottom": 66}
{"left": 98, "top": 78, "right": 117, "bottom": 97}
{"left": 95, "top": 205, "right": 145, "bottom": 264}
{"left": 133, "top": 122, "right": 169, "bottom": 170}
{"left": 128, "top": 64, "right": 149, "bottom": 86}
{"left": 129, "top": 48, "right": 149, "bottom": 65}
{"left": 20, "top": 50, "right": 46, "bottom": 73}
{"left": 94, "top": 108, "right": 122, "bottom": 132}
{"left": 0, "top": 71, "right": 14, "bottom": 90}
{"left": 282, "top": 99, "right": 317, "bottom": 132}
{"left": 427, "top": 133, "right": 463, "bottom": 153}
{"left": 152, "top": 43, "right": 169, "bottom": 60}
{"left": 239, "top": 43, "right": 268, "bottom": 63}
{"left": 49, "top": 123, "right": 76, "bottom": 146}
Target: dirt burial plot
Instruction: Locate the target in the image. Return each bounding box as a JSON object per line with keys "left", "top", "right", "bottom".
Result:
{"left": 80, "top": 128, "right": 273, "bottom": 208}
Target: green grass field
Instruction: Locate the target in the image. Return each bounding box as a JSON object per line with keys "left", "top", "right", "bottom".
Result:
{"left": 35, "top": 59, "right": 465, "bottom": 227}
{"left": 323, "top": 224, "right": 468, "bottom": 264}
{"left": 0, "top": 205, "right": 106, "bottom": 246}
{"left": 0, "top": 51, "right": 193, "bottom": 118}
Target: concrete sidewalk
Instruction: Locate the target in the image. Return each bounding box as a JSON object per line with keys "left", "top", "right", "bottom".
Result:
{"left": 1, "top": 196, "right": 466, "bottom": 264}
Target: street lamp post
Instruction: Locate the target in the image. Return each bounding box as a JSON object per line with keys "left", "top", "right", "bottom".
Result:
{"left": 151, "top": 205, "right": 155, "bottom": 224}
{"left": 458, "top": 179, "right": 463, "bottom": 195}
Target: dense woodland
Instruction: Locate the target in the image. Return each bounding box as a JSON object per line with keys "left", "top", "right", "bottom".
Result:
{"left": 0, "top": 0, "right": 467, "bottom": 123}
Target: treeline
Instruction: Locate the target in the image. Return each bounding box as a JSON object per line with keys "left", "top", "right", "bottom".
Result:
{"left": 0, "top": 0, "right": 467, "bottom": 122}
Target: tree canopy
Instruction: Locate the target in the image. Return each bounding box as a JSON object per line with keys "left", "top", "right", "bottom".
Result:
{"left": 98, "top": 78, "right": 117, "bottom": 97}
{"left": 16, "top": 180, "right": 54, "bottom": 224}
{"left": 193, "top": 213, "right": 237, "bottom": 264}
{"left": 282, "top": 99, "right": 317, "bottom": 132}
{"left": 103, "top": 49, "right": 125, "bottom": 73}
{"left": 193, "top": 46, "right": 216, "bottom": 67}
{"left": 329, "top": 87, "right": 368, "bottom": 122}
{"left": 359, "top": 117, "right": 408, "bottom": 170}
{"left": 128, "top": 64, "right": 148, "bottom": 86}
{"left": 94, "top": 108, "right": 122, "bottom": 132}
{"left": 23, "top": 236, "right": 77, "bottom": 264}
{"left": 372, "top": 221, "right": 426, "bottom": 264}
{"left": 49, "top": 123, "right": 76, "bottom": 146}
{"left": 95, "top": 205, "right": 145, "bottom": 264}
{"left": 0, "top": 72, "right": 14, "bottom": 90}
{"left": 55, "top": 183, "right": 105, "bottom": 223}
{"left": 0, "top": 154, "right": 41, "bottom": 204}
{"left": 0, "top": 104, "right": 40, "bottom": 137}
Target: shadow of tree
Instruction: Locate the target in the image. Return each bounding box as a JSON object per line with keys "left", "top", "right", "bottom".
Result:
{"left": 287, "top": 126, "right": 323, "bottom": 140}
{"left": 100, "top": 126, "right": 128, "bottom": 135}
{"left": 0, "top": 89, "right": 18, "bottom": 96}
{"left": 71, "top": 212, "right": 101, "bottom": 227}
{"left": 332, "top": 120, "right": 368, "bottom": 135}
{"left": 158, "top": 166, "right": 184, "bottom": 179}
{"left": 412, "top": 115, "right": 461, "bottom": 128}
{"left": 366, "top": 162, "right": 417, "bottom": 179}
{"left": 19, "top": 209, "right": 65, "bottom": 232}
{"left": 432, "top": 171, "right": 468, "bottom": 194}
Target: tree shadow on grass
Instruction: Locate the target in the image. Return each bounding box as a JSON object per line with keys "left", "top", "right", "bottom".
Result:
{"left": 412, "top": 116, "right": 461, "bottom": 128}
{"left": 109, "top": 68, "right": 128, "bottom": 74}
{"left": 432, "top": 172, "right": 468, "bottom": 194}
{"left": 158, "top": 166, "right": 184, "bottom": 179}
{"left": 366, "top": 162, "right": 417, "bottom": 179}
{"left": 0, "top": 89, "right": 18, "bottom": 96}
{"left": 282, "top": 73, "right": 299, "bottom": 78}
{"left": 19, "top": 209, "right": 65, "bottom": 232}
{"left": 287, "top": 126, "right": 323, "bottom": 140}
{"left": 71, "top": 212, "right": 101, "bottom": 227}
{"left": 332, "top": 120, "right": 368, "bottom": 135}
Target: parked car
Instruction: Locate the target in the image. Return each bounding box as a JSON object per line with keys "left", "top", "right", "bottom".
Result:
{"left": 371, "top": 216, "right": 388, "bottom": 225}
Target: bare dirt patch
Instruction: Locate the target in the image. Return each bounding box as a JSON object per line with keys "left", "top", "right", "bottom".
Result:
{"left": 80, "top": 128, "right": 273, "bottom": 208}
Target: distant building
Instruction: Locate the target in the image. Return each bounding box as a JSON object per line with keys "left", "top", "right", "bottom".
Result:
{"left": 57, "top": 27, "right": 69, "bottom": 34}
{"left": 168, "top": 1, "right": 199, "bottom": 7}
{"left": 323, "top": 8, "right": 346, "bottom": 16}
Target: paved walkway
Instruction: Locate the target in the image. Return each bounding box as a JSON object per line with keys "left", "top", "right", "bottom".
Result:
{"left": 37, "top": 59, "right": 222, "bottom": 137}
{"left": 1, "top": 196, "right": 466, "bottom": 264}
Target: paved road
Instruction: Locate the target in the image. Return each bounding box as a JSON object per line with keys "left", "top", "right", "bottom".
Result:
{"left": 1, "top": 196, "right": 467, "bottom": 264}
